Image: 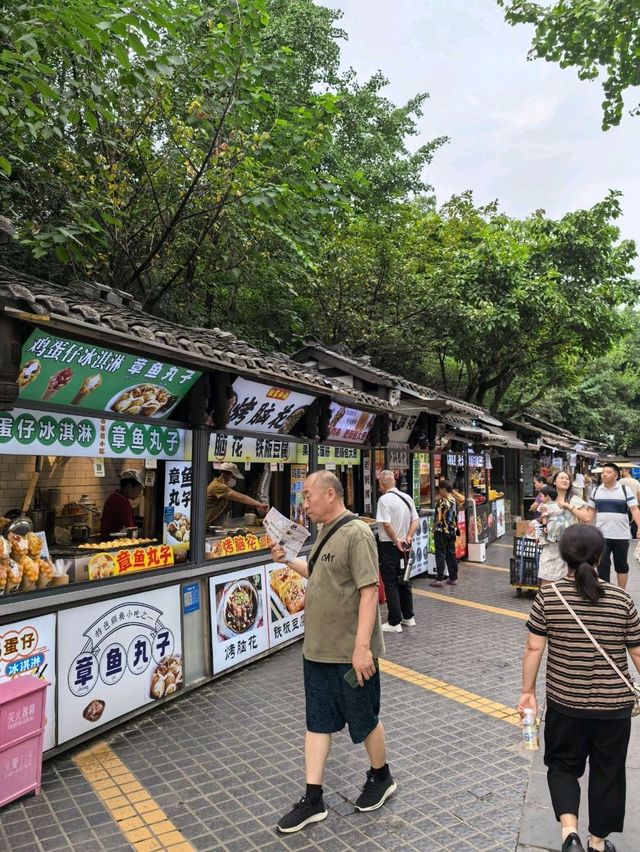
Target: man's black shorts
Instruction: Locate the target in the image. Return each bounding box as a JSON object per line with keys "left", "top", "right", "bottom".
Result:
{"left": 303, "top": 657, "right": 380, "bottom": 744}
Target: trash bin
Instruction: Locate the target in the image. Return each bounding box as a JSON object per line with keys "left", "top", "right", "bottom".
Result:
{"left": 467, "top": 542, "right": 486, "bottom": 563}
{"left": 0, "top": 675, "right": 49, "bottom": 808}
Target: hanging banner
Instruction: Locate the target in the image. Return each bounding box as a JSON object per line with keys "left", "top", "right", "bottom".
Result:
{"left": 57, "top": 586, "right": 183, "bottom": 743}
{"left": 388, "top": 413, "right": 418, "bottom": 444}
{"left": 317, "top": 445, "right": 361, "bottom": 466}
{"left": 209, "top": 433, "right": 301, "bottom": 464}
{"left": 267, "top": 562, "right": 306, "bottom": 648}
{"left": 0, "top": 615, "right": 56, "bottom": 751}
{"left": 412, "top": 454, "right": 421, "bottom": 508}
{"left": 18, "top": 329, "right": 200, "bottom": 418}
{"left": 0, "top": 409, "right": 188, "bottom": 460}
{"left": 163, "top": 462, "right": 192, "bottom": 551}
{"left": 210, "top": 567, "right": 269, "bottom": 673}
{"left": 227, "top": 378, "right": 313, "bottom": 435}
{"left": 388, "top": 447, "right": 409, "bottom": 470}
{"left": 290, "top": 464, "right": 308, "bottom": 525}
{"left": 363, "top": 455, "right": 373, "bottom": 515}
{"left": 327, "top": 403, "right": 376, "bottom": 444}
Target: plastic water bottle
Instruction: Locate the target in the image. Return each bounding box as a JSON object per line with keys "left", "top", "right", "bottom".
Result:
{"left": 522, "top": 710, "right": 539, "bottom": 751}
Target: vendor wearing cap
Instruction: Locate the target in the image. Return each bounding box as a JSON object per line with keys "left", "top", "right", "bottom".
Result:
{"left": 100, "top": 469, "right": 143, "bottom": 538}
{"left": 207, "top": 463, "right": 268, "bottom": 526}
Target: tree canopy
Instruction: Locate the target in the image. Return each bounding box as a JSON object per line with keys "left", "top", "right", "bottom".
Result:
{"left": 498, "top": 0, "right": 640, "bottom": 129}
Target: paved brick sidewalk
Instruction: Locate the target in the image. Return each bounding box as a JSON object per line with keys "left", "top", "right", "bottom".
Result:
{"left": 0, "top": 537, "right": 538, "bottom": 851}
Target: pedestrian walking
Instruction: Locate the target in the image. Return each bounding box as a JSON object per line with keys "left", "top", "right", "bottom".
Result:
{"left": 589, "top": 462, "right": 640, "bottom": 590}
{"left": 518, "top": 524, "right": 640, "bottom": 852}
{"left": 534, "top": 471, "right": 592, "bottom": 585}
{"left": 431, "top": 480, "right": 459, "bottom": 587}
{"left": 376, "top": 470, "right": 419, "bottom": 632}
{"left": 269, "top": 471, "right": 395, "bottom": 834}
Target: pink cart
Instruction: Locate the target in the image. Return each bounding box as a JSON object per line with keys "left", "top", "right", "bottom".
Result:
{"left": 0, "top": 675, "right": 49, "bottom": 807}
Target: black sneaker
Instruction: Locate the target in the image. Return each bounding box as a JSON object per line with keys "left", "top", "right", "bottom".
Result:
{"left": 587, "top": 841, "right": 615, "bottom": 852}
{"left": 276, "top": 795, "right": 328, "bottom": 833}
{"left": 562, "top": 834, "right": 585, "bottom": 851}
{"left": 354, "top": 770, "right": 397, "bottom": 812}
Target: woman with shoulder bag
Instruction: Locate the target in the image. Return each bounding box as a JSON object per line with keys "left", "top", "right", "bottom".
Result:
{"left": 518, "top": 524, "right": 640, "bottom": 852}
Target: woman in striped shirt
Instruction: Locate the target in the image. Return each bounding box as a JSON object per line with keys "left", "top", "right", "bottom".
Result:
{"left": 518, "top": 524, "right": 640, "bottom": 852}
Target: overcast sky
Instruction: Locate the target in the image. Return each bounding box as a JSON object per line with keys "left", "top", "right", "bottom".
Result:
{"left": 324, "top": 0, "right": 639, "bottom": 264}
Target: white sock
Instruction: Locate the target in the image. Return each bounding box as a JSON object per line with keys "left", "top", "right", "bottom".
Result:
{"left": 589, "top": 838, "right": 605, "bottom": 852}
{"left": 562, "top": 825, "right": 579, "bottom": 842}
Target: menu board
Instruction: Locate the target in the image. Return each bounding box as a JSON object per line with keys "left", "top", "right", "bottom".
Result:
{"left": 163, "top": 462, "right": 192, "bottom": 550}
{"left": 18, "top": 330, "right": 200, "bottom": 418}
{"left": 327, "top": 403, "right": 376, "bottom": 444}
{"left": 0, "top": 408, "right": 188, "bottom": 460}
{"left": 209, "top": 432, "right": 300, "bottom": 464}
{"left": 210, "top": 567, "right": 269, "bottom": 673}
{"left": 57, "top": 586, "right": 183, "bottom": 743}
{"left": 227, "top": 378, "right": 314, "bottom": 435}
{"left": 266, "top": 562, "right": 306, "bottom": 648}
{"left": 408, "top": 515, "right": 436, "bottom": 578}
{"left": 0, "top": 615, "right": 56, "bottom": 750}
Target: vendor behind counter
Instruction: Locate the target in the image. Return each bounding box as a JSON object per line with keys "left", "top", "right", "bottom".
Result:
{"left": 206, "top": 463, "right": 268, "bottom": 526}
{"left": 100, "top": 468, "right": 143, "bottom": 538}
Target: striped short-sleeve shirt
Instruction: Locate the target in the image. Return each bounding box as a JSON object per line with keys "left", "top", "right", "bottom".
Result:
{"left": 588, "top": 481, "right": 637, "bottom": 540}
{"left": 527, "top": 577, "right": 640, "bottom": 718}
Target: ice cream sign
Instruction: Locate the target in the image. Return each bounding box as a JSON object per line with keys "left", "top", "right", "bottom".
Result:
{"left": 0, "top": 409, "right": 188, "bottom": 460}
{"left": 18, "top": 330, "right": 201, "bottom": 419}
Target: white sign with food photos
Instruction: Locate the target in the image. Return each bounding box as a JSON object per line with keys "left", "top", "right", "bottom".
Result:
{"left": 267, "top": 562, "right": 306, "bottom": 648}
{"left": 57, "top": 586, "right": 183, "bottom": 743}
{"left": 210, "top": 567, "right": 269, "bottom": 673}
{"left": 327, "top": 403, "right": 376, "bottom": 444}
{"left": 0, "top": 615, "right": 56, "bottom": 751}
{"left": 163, "top": 462, "right": 192, "bottom": 550}
{"left": 227, "top": 378, "right": 314, "bottom": 435}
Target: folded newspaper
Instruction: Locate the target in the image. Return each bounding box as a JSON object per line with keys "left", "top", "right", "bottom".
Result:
{"left": 263, "top": 507, "right": 310, "bottom": 562}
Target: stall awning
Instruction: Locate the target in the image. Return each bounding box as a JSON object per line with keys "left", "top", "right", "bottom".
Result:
{"left": 483, "top": 426, "right": 527, "bottom": 449}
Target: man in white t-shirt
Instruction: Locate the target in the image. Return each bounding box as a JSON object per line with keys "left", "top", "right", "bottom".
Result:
{"left": 376, "top": 470, "right": 420, "bottom": 632}
{"left": 589, "top": 462, "right": 640, "bottom": 589}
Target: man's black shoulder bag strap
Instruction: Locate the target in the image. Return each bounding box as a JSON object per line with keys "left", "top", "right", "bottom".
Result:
{"left": 307, "top": 514, "right": 358, "bottom": 576}
{"left": 388, "top": 490, "right": 414, "bottom": 514}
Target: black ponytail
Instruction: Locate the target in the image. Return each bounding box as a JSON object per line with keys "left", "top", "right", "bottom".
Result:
{"left": 574, "top": 560, "right": 605, "bottom": 604}
{"left": 559, "top": 524, "right": 606, "bottom": 604}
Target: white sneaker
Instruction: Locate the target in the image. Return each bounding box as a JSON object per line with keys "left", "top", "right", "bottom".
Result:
{"left": 381, "top": 622, "right": 402, "bottom": 633}
{"left": 401, "top": 617, "right": 416, "bottom": 627}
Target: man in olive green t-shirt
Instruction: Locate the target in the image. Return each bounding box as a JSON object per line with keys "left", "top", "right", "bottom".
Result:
{"left": 270, "top": 471, "right": 394, "bottom": 834}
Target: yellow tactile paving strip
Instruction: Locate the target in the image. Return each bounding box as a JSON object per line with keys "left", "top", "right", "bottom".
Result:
{"left": 73, "top": 741, "right": 194, "bottom": 851}
{"left": 379, "top": 659, "right": 522, "bottom": 726}
{"left": 412, "top": 587, "right": 529, "bottom": 620}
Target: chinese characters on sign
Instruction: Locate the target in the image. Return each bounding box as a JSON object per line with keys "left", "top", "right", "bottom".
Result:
{"left": 327, "top": 403, "right": 376, "bottom": 444}
{"left": 57, "top": 587, "right": 183, "bottom": 743}
{"left": 317, "top": 445, "right": 361, "bottom": 465}
{"left": 19, "top": 330, "right": 201, "bottom": 418}
{"left": 210, "top": 569, "right": 269, "bottom": 674}
{"left": 163, "top": 462, "right": 192, "bottom": 550}
{"left": 0, "top": 616, "right": 56, "bottom": 750}
{"left": 209, "top": 433, "right": 301, "bottom": 464}
{"left": 227, "top": 378, "right": 313, "bottom": 435}
{"left": 82, "top": 545, "right": 174, "bottom": 581}
{"left": 207, "top": 532, "right": 270, "bottom": 560}
{"left": 0, "top": 409, "right": 187, "bottom": 460}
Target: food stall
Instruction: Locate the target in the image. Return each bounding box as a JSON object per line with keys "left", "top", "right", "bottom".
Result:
{"left": 0, "top": 268, "right": 391, "bottom": 757}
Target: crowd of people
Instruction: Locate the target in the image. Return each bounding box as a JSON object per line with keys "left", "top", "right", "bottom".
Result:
{"left": 265, "top": 465, "right": 640, "bottom": 852}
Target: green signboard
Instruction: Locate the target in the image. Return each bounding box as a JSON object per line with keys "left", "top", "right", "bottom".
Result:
{"left": 18, "top": 330, "right": 201, "bottom": 419}
{"left": 0, "top": 408, "right": 188, "bottom": 460}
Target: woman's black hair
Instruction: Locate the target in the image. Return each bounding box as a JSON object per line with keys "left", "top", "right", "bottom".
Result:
{"left": 534, "top": 474, "right": 547, "bottom": 484}
{"left": 558, "top": 524, "right": 605, "bottom": 604}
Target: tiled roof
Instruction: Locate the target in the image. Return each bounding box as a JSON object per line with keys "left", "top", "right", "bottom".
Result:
{"left": 0, "top": 266, "right": 392, "bottom": 412}
{"left": 293, "top": 340, "right": 501, "bottom": 423}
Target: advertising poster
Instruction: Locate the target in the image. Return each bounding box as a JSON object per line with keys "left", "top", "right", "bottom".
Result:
{"left": 18, "top": 329, "right": 200, "bottom": 418}
{"left": 290, "top": 464, "right": 307, "bottom": 525}
{"left": 409, "top": 515, "right": 436, "bottom": 578}
{"left": 494, "top": 498, "right": 506, "bottom": 538}
{"left": 0, "top": 615, "right": 56, "bottom": 750}
{"left": 266, "top": 562, "right": 306, "bottom": 648}
{"left": 474, "top": 503, "right": 490, "bottom": 544}
{"left": 58, "top": 586, "right": 183, "bottom": 743}
{"left": 412, "top": 455, "right": 421, "bottom": 508}
{"left": 363, "top": 455, "right": 373, "bottom": 515}
{"left": 0, "top": 408, "right": 188, "bottom": 460}
{"left": 227, "top": 378, "right": 313, "bottom": 435}
{"left": 210, "top": 567, "right": 269, "bottom": 673}
{"left": 455, "top": 510, "right": 467, "bottom": 560}
{"left": 327, "top": 403, "right": 376, "bottom": 444}
{"left": 163, "top": 461, "right": 192, "bottom": 553}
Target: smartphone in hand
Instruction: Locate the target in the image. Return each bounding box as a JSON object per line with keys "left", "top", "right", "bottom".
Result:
{"left": 344, "top": 659, "right": 379, "bottom": 688}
